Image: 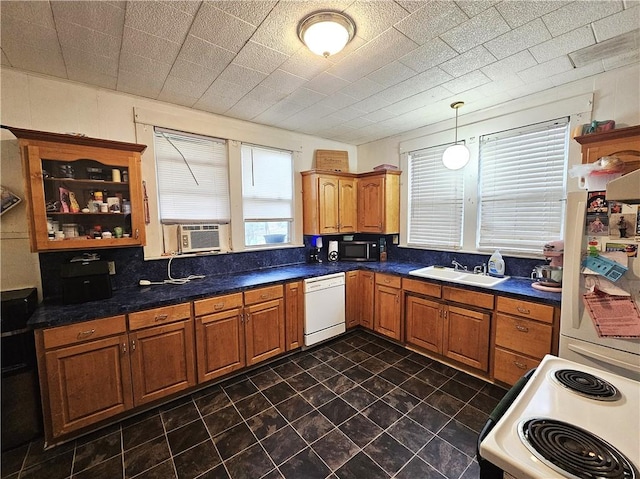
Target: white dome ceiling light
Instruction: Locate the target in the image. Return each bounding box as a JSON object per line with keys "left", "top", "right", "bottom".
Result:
{"left": 442, "top": 101, "right": 470, "bottom": 170}
{"left": 298, "top": 12, "right": 355, "bottom": 58}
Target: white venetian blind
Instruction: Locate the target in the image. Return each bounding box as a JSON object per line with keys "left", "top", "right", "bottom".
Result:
{"left": 478, "top": 118, "right": 568, "bottom": 253}
{"left": 408, "top": 142, "right": 465, "bottom": 249}
{"left": 154, "top": 127, "right": 230, "bottom": 223}
{"left": 241, "top": 144, "right": 293, "bottom": 220}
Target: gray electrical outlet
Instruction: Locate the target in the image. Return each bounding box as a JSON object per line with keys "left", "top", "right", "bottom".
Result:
{"left": 108, "top": 261, "right": 116, "bottom": 275}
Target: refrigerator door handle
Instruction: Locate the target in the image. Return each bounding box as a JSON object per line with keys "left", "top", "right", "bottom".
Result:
{"left": 564, "top": 195, "right": 587, "bottom": 330}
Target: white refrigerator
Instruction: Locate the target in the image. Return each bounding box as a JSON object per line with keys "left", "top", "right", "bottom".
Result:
{"left": 559, "top": 186, "right": 640, "bottom": 380}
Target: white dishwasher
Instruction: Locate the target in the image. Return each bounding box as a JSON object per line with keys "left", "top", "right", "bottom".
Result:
{"left": 304, "top": 272, "right": 346, "bottom": 347}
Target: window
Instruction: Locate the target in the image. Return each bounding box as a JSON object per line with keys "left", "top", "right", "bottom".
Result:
{"left": 241, "top": 144, "right": 293, "bottom": 246}
{"left": 407, "top": 142, "right": 465, "bottom": 249}
{"left": 478, "top": 118, "right": 569, "bottom": 254}
{"left": 154, "top": 127, "right": 230, "bottom": 223}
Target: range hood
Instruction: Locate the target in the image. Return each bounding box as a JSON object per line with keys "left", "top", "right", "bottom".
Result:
{"left": 606, "top": 169, "right": 640, "bottom": 204}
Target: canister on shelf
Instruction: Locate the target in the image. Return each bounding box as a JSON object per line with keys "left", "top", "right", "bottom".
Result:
{"left": 112, "top": 169, "right": 121, "bottom": 182}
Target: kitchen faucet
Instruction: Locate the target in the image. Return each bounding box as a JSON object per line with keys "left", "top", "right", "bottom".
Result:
{"left": 451, "top": 260, "right": 467, "bottom": 271}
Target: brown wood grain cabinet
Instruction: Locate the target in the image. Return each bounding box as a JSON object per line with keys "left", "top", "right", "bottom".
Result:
{"left": 357, "top": 171, "right": 401, "bottom": 234}
{"left": 244, "top": 285, "right": 286, "bottom": 366}
{"left": 285, "top": 282, "right": 304, "bottom": 350}
{"left": 575, "top": 124, "right": 640, "bottom": 174}
{"left": 374, "top": 273, "right": 402, "bottom": 340}
{"left": 345, "top": 271, "right": 360, "bottom": 329}
{"left": 301, "top": 171, "right": 357, "bottom": 235}
{"left": 7, "top": 127, "right": 147, "bottom": 252}
{"left": 359, "top": 271, "right": 375, "bottom": 330}
{"left": 194, "top": 293, "right": 245, "bottom": 383}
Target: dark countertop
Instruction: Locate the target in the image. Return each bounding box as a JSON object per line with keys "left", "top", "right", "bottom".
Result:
{"left": 29, "top": 260, "right": 561, "bottom": 329}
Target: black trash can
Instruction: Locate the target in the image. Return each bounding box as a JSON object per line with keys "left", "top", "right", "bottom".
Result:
{"left": 1, "top": 287, "right": 42, "bottom": 451}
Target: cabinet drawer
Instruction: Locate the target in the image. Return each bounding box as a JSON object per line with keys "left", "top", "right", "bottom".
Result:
{"left": 496, "top": 297, "right": 554, "bottom": 324}
{"left": 43, "top": 315, "right": 127, "bottom": 349}
{"left": 402, "top": 278, "right": 441, "bottom": 298}
{"left": 375, "top": 273, "right": 401, "bottom": 289}
{"left": 128, "top": 303, "right": 191, "bottom": 331}
{"left": 443, "top": 286, "right": 494, "bottom": 310}
{"left": 194, "top": 293, "right": 243, "bottom": 316}
{"left": 244, "top": 285, "right": 284, "bottom": 305}
{"left": 494, "top": 347, "right": 541, "bottom": 386}
{"left": 495, "top": 314, "right": 552, "bottom": 359}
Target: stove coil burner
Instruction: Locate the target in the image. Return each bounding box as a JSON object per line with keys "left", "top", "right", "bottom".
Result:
{"left": 554, "top": 369, "right": 620, "bottom": 401}
{"left": 519, "top": 419, "right": 637, "bottom": 479}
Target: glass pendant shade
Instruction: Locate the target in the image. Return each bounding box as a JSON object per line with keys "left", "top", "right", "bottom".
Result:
{"left": 442, "top": 144, "right": 470, "bottom": 170}
{"left": 298, "top": 12, "right": 355, "bottom": 58}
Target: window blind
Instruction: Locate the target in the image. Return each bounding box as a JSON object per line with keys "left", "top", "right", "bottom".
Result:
{"left": 241, "top": 144, "right": 293, "bottom": 220}
{"left": 154, "top": 127, "right": 230, "bottom": 223}
{"left": 408, "top": 142, "right": 464, "bottom": 249}
{"left": 478, "top": 118, "right": 568, "bottom": 253}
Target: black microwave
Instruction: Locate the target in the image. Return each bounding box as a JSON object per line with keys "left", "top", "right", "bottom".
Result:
{"left": 339, "top": 241, "right": 379, "bottom": 261}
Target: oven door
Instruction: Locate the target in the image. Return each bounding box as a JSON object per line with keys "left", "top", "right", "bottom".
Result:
{"left": 477, "top": 369, "right": 535, "bottom": 479}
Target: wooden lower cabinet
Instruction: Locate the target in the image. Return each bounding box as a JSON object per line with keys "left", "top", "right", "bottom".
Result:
{"left": 374, "top": 274, "right": 402, "bottom": 340}
{"left": 345, "top": 271, "right": 360, "bottom": 328}
{"left": 285, "top": 282, "right": 304, "bottom": 350}
{"left": 244, "top": 285, "right": 286, "bottom": 366}
{"left": 360, "top": 271, "right": 375, "bottom": 329}
{"left": 443, "top": 306, "right": 491, "bottom": 371}
{"left": 405, "top": 295, "right": 442, "bottom": 354}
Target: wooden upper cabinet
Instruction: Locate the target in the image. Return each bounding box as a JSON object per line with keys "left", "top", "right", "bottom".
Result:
{"left": 574, "top": 124, "right": 640, "bottom": 174}
{"left": 338, "top": 178, "right": 357, "bottom": 232}
{"left": 6, "top": 126, "right": 147, "bottom": 252}
{"left": 358, "top": 171, "right": 400, "bottom": 234}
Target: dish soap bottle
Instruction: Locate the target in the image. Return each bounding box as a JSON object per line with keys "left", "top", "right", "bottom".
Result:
{"left": 488, "top": 250, "right": 505, "bottom": 277}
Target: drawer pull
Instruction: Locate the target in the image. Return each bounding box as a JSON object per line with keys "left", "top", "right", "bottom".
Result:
{"left": 260, "top": 294, "right": 269, "bottom": 300}
{"left": 384, "top": 279, "right": 391, "bottom": 283}
{"left": 155, "top": 314, "right": 169, "bottom": 322}
{"left": 214, "top": 302, "right": 225, "bottom": 310}
{"left": 515, "top": 324, "right": 529, "bottom": 333}
{"left": 77, "top": 329, "right": 95, "bottom": 339}
{"left": 513, "top": 360, "right": 528, "bottom": 370}
{"left": 516, "top": 306, "right": 531, "bottom": 315}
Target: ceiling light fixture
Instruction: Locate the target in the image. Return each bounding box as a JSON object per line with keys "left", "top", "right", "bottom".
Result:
{"left": 442, "top": 101, "right": 470, "bottom": 170}
{"left": 298, "top": 12, "right": 355, "bottom": 58}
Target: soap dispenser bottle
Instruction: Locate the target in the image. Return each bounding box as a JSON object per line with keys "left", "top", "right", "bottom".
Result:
{"left": 488, "top": 250, "right": 505, "bottom": 277}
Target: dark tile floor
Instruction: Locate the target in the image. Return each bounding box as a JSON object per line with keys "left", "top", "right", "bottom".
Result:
{"left": 1, "top": 329, "right": 507, "bottom": 479}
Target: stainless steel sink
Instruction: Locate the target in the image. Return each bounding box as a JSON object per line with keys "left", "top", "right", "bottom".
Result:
{"left": 408, "top": 266, "right": 509, "bottom": 288}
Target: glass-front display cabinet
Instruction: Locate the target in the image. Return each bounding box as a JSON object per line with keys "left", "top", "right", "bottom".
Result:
{"left": 5, "top": 126, "right": 147, "bottom": 252}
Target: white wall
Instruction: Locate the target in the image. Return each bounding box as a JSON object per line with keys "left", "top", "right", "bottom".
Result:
{"left": 357, "top": 64, "right": 640, "bottom": 171}
{"left": 0, "top": 68, "right": 357, "bottom": 290}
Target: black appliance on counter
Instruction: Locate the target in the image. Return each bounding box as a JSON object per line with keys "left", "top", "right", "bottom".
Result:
{"left": 1, "top": 287, "right": 42, "bottom": 450}
{"left": 61, "top": 259, "right": 112, "bottom": 304}
{"left": 338, "top": 240, "right": 379, "bottom": 261}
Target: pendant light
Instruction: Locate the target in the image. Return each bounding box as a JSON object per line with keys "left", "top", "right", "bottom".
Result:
{"left": 298, "top": 12, "right": 355, "bottom": 58}
{"left": 442, "top": 101, "right": 470, "bottom": 170}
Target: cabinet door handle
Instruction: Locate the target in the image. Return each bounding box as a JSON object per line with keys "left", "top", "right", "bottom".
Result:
{"left": 214, "top": 302, "right": 225, "bottom": 310}
{"left": 246, "top": 313, "right": 250, "bottom": 321}
{"left": 439, "top": 310, "right": 443, "bottom": 318}
{"left": 513, "top": 360, "right": 528, "bottom": 370}
{"left": 135, "top": 228, "right": 140, "bottom": 239}
{"left": 155, "top": 314, "right": 169, "bottom": 322}
{"left": 516, "top": 306, "right": 531, "bottom": 315}
{"left": 122, "top": 343, "right": 127, "bottom": 354}
{"left": 131, "top": 340, "right": 136, "bottom": 351}
{"left": 515, "top": 324, "right": 529, "bottom": 333}
{"left": 395, "top": 294, "right": 399, "bottom": 303}
{"left": 77, "top": 329, "right": 95, "bottom": 340}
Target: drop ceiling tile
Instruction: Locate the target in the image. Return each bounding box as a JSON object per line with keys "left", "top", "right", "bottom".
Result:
{"left": 121, "top": 27, "right": 182, "bottom": 64}
{"left": 569, "top": 30, "right": 639, "bottom": 68}
{"left": 518, "top": 56, "right": 573, "bottom": 83}
{"left": 485, "top": 19, "right": 552, "bottom": 60}
{"left": 353, "top": 28, "right": 420, "bottom": 68}
{"left": 543, "top": 1, "right": 623, "bottom": 37}
{"left": 495, "top": 1, "right": 566, "bottom": 29}
{"left": 592, "top": 6, "right": 640, "bottom": 41}
{"left": 124, "top": 1, "right": 194, "bottom": 44}
{"left": 66, "top": 68, "right": 117, "bottom": 90}
{"left": 190, "top": 2, "right": 256, "bottom": 53}
{"left": 62, "top": 45, "right": 118, "bottom": 77}
{"left": 232, "top": 41, "right": 288, "bottom": 74}
{"left": 341, "top": 117, "right": 376, "bottom": 129}
{"left": 530, "top": 25, "right": 595, "bottom": 63}
{"left": 195, "top": 82, "right": 243, "bottom": 113}
{"left": 279, "top": 48, "right": 331, "bottom": 80}
{"left": 212, "top": 0, "right": 276, "bottom": 25}
{"left": 2, "top": 50, "right": 11, "bottom": 66}
{"left": 2, "top": 41, "right": 67, "bottom": 78}
{"left": 395, "top": 1, "right": 426, "bottom": 14}
{"left": 456, "top": 0, "right": 500, "bottom": 18}
{"left": 481, "top": 51, "right": 538, "bottom": 80}
{"left": 119, "top": 51, "right": 172, "bottom": 78}
{"left": 366, "top": 61, "right": 417, "bottom": 88}
{"left": 259, "top": 69, "right": 308, "bottom": 95}
{"left": 177, "top": 35, "right": 235, "bottom": 72}
{"left": 116, "top": 69, "right": 164, "bottom": 98}
{"left": 162, "top": 66, "right": 212, "bottom": 96}
{"left": 339, "top": 77, "right": 385, "bottom": 101}
{"left": 249, "top": 1, "right": 314, "bottom": 56}
{"left": 51, "top": 1, "right": 125, "bottom": 36}
{"left": 441, "top": 7, "right": 510, "bottom": 53}
{"left": 361, "top": 109, "right": 397, "bottom": 122}
{"left": 384, "top": 85, "right": 451, "bottom": 115}
{"left": 467, "top": 75, "right": 524, "bottom": 97}
{"left": 440, "top": 46, "right": 496, "bottom": 77}
{"left": 217, "top": 63, "right": 267, "bottom": 91}
{"left": 243, "top": 85, "right": 288, "bottom": 104}
{"left": 398, "top": 37, "right": 458, "bottom": 72}
{"left": 1, "top": 1, "right": 56, "bottom": 28}
{"left": 305, "top": 73, "right": 350, "bottom": 96}
{"left": 549, "top": 60, "right": 604, "bottom": 86}
{"left": 285, "top": 88, "right": 326, "bottom": 107}
{"left": 315, "top": 93, "right": 360, "bottom": 110}
{"left": 252, "top": 100, "right": 305, "bottom": 124}
{"left": 352, "top": 95, "right": 392, "bottom": 113}
{"left": 225, "top": 96, "right": 274, "bottom": 121}
{"left": 603, "top": 49, "right": 640, "bottom": 70}
{"left": 1, "top": 16, "right": 61, "bottom": 54}
{"left": 344, "top": 1, "right": 409, "bottom": 41}
{"left": 442, "top": 70, "right": 491, "bottom": 94}
{"left": 395, "top": 2, "right": 467, "bottom": 45}
{"left": 56, "top": 20, "right": 121, "bottom": 58}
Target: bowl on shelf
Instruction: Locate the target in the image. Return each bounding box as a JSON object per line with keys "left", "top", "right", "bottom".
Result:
{"left": 264, "top": 234, "right": 286, "bottom": 244}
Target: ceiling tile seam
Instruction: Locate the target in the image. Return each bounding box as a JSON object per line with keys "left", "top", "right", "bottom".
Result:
{"left": 48, "top": 0, "right": 70, "bottom": 80}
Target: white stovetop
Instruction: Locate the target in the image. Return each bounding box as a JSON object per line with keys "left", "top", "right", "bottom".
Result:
{"left": 480, "top": 355, "right": 640, "bottom": 479}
